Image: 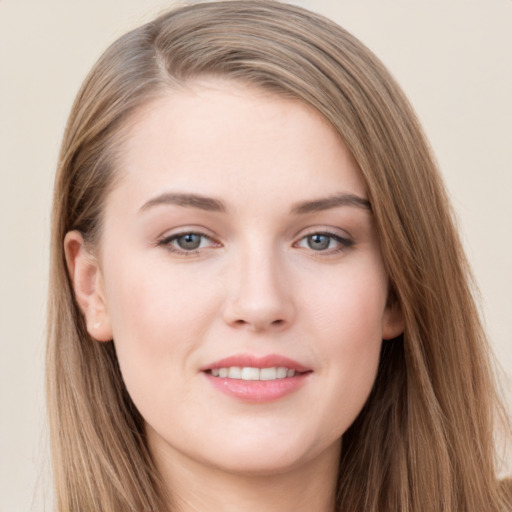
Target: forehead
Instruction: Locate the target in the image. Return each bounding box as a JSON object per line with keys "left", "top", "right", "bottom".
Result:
{"left": 110, "top": 79, "right": 367, "bottom": 212}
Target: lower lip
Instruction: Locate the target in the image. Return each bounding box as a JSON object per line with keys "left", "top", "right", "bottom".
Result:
{"left": 203, "top": 372, "right": 310, "bottom": 403}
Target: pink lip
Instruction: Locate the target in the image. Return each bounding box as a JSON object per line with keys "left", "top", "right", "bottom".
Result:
{"left": 201, "top": 353, "right": 312, "bottom": 403}
{"left": 201, "top": 354, "right": 311, "bottom": 373}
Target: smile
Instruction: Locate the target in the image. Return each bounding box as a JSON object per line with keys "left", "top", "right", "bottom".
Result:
{"left": 202, "top": 354, "right": 311, "bottom": 402}
{"left": 209, "top": 367, "right": 297, "bottom": 380}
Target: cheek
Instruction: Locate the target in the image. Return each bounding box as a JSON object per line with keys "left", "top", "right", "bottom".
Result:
{"left": 321, "top": 288, "right": 383, "bottom": 387}
{"left": 105, "top": 255, "right": 218, "bottom": 339}
{"left": 305, "top": 268, "right": 387, "bottom": 425}
{"left": 308, "top": 265, "right": 388, "bottom": 349}
{"left": 102, "top": 260, "right": 220, "bottom": 403}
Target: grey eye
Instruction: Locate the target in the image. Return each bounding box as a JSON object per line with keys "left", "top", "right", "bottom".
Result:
{"left": 176, "top": 233, "right": 203, "bottom": 250}
{"left": 307, "top": 234, "right": 331, "bottom": 251}
{"left": 158, "top": 231, "right": 218, "bottom": 254}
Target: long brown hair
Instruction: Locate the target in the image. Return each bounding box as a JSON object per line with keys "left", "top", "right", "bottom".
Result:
{"left": 47, "top": 1, "right": 511, "bottom": 510}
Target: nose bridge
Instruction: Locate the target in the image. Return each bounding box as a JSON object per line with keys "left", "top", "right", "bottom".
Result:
{"left": 223, "top": 236, "right": 294, "bottom": 331}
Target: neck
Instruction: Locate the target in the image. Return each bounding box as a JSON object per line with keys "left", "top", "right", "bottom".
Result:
{"left": 153, "top": 443, "right": 340, "bottom": 512}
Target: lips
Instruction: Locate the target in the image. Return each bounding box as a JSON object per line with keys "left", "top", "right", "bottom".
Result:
{"left": 203, "top": 354, "right": 310, "bottom": 373}
{"left": 201, "top": 354, "right": 312, "bottom": 402}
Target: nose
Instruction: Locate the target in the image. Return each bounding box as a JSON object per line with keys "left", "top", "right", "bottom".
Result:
{"left": 222, "top": 247, "right": 295, "bottom": 332}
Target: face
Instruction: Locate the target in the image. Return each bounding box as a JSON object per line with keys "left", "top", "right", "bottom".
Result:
{"left": 69, "top": 80, "right": 403, "bottom": 478}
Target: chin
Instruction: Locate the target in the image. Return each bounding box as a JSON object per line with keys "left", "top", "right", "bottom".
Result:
{"left": 207, "top": 451, "right": 309, "bottom": 477}
{"left": 199, "top": 434, "right": 340, "bottom": 478}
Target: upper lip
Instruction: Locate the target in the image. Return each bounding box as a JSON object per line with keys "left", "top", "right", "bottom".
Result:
{"left": 201, "top": 354, "right": 311, "bottom": 373}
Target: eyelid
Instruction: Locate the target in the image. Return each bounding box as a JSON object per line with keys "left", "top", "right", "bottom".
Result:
{"left": 292, "top": 224, "right": 353, "bottom": 241}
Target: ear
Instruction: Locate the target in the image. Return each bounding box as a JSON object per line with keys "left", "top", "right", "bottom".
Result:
{"left": 64, "top": 230, "right": 113, "bottom": 342}
{"left": 382, "top": 299, "right": 405, "bottom": 340}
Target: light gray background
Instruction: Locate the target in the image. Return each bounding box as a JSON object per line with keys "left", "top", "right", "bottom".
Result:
{"left": 1, "top": 1, "right": 511, "bottom": 510}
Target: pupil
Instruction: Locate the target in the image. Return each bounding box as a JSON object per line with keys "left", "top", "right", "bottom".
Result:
{"left": 178, "top": 234, "right": 201, "bottom": 250}
{"left": 308, "top": 234, "right": 330, "bottom": 250}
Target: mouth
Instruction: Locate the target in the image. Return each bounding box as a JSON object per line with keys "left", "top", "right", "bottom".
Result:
{"left": 208, "top": 366, "right": 301, "bottom": 380}
{"left": 201, "top": 354, "right": 312, "bottom": 402}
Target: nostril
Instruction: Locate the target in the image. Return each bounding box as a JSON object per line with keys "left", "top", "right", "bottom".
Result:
{"left": 229, "top": 317, "right": 286, "bottom": 330}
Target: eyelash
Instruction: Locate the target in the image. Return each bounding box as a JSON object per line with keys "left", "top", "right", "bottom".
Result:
{"left": 156, "top": 229, "right": 354, "bottom": 256}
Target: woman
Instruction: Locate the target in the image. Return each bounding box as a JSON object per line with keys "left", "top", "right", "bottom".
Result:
{"left": 47, "top": 1, "right": 511, "bottom": 510}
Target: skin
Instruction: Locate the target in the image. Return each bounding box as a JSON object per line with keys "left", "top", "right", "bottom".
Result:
{"left": 66, "top": 80, "right": 404, "bottom": 512}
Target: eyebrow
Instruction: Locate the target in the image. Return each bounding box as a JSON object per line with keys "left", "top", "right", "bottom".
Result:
{"left": 139, "top": 191, "right": 370, "bottom": 215}
{"left": 290, "top": 193, "right": 371, "bottom": 214}
{"left": 139, "top": 192, "right": 227, "bottom": 213}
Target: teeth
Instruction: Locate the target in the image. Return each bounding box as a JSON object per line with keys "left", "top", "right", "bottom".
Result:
{"left": 241, "top": 367, "right": 260, "bottom": 380}
{"left": 228, "top": 367, "right": 242, "bottom": 379}
{"left": 209, "top": 366, "right": 297, "bottom": 380}
{"left": 260, "top": 367, "right": 277, "bottom": 380}
{"left": 277, "top": 367, "right": 287, "bottom": 379}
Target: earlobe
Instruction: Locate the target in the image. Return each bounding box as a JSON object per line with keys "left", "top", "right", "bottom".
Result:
{"left": 382, "top": 300, "right": 405, "bottom": 340}
{"left": 64, "top": 231, "right": 113, "bottom": 342}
